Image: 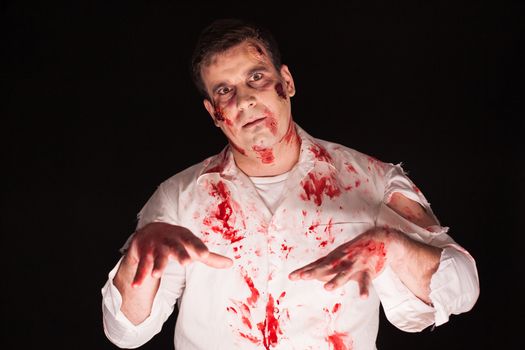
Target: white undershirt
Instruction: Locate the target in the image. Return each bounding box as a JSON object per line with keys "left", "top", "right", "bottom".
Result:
{"left": 249, "top": 171, "right": 290, "bottom": 214}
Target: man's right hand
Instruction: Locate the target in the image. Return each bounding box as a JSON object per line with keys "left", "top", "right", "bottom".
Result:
{"left": 123, "top": 222, "right": 233, "bottom": 287}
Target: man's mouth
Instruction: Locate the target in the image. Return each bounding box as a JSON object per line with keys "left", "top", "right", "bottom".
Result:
{"left": 243, "top": 117, "right": 266, "bottom": 128}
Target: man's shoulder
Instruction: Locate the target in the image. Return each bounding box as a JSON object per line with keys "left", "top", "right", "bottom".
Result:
{"left": 312, "top": 136, "right": 394, "bottom": 178}
{"left": 159, "top": 148, "right": 228, "bottom": 190}
{"left": 314, "top": 137, "right": 383, "bottom": 163}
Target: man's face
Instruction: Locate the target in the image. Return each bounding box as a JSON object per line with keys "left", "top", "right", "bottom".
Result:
{"left": 201, "top": 40, "right": 295, "bottom": 155}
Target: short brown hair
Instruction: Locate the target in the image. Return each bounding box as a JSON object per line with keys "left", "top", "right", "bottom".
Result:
{"left": 190, "top": 18, "right": 282, "bottom": 99}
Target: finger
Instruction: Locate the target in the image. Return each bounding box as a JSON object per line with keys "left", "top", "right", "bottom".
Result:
{"left": 201, "top": 252, "right": 233, "bottom": 269}
{"left": 132, "top": 254, "right": 154, "bottom": 288}
{"left": 288, "top": 256, "right": 327, "bottom": 280}
{"left": 152, "top": 246, "right": 170, "bottom": 278}
{"left": 357, "top": 271, "right": 371, "bottom": 299}
{"left": 324, "top": 269, "right": 353, "bottom": 291}
{"left": 172, "top": 243, "right": 192, "bottom": 266}
{"left": 180, "top": 235, "right": 210, "bottom": 260}
{"left": 177, "top": 234, "right": 232, "bottom": 268}
{"left": 294, "top": 257, "right": 351, "bottom": 281}
{"left": 162, "top": 236, "right": 192, "bottom": 265}
{"left": 299, "top": 264, "right": 335, "bottom": 281}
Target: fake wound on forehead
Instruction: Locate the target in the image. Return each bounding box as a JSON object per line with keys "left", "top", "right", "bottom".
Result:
{"left": 246, "top": 41, "right": 270, "bottom": 62}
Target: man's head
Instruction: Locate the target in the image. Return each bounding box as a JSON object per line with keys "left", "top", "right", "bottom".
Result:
{"left": 191, "top": 18, "right": 297, "bottom": 161}
{"left": 191, "top": 19, "right": 283, "bottom": 99}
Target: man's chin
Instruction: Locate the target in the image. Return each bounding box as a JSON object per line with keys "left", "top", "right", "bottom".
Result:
{"left": 249, "top": 133, "right": 278, "bottom": 150}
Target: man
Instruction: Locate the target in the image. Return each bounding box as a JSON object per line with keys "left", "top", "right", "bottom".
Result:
{"left": 101, "top": 18, "right": 479, "bottom": 349}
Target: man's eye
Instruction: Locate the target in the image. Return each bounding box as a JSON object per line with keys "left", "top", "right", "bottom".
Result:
{"left": 217, "top": 87, "right": 232, "bottom": 95}
{"left": 251, "top": 72, "right": 263, "bottom": 81}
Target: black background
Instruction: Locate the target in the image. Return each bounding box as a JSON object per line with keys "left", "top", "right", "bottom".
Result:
{"left": 2, "top": 1, "right": 523, "bottom": 349}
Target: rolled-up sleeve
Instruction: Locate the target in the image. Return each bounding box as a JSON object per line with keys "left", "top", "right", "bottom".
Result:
{"left": 373, "top": 245, "right": 479, "bottom": 332}
{"left": 372, "top": 163, "right": 480, "bottom": 332}
{"left": 101, "top": 258, "right": 186, "bottom": 348}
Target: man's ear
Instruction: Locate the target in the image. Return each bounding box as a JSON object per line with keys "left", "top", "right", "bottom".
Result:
{"left": 280, "top": 64, "right": 296, "bottom": 97}
{"left": 203, "top": 99, "right": 220, "bottom": 127}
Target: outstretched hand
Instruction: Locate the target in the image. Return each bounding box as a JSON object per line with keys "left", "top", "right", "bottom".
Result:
{"left": 289, "top": 228, "right": 393, "bottom": 298}
{"left": 125, "top": 222, "right": 233, "bottom": 287}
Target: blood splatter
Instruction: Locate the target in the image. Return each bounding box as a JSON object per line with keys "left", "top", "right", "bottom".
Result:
{"left": 332, "top": 303, "right": 341, "bottom": 313}
{"left": 257, "top": 294, "right": 282, "bottom": 350}
{"left": 310, "top": 144, "right": 333, "bottom": 163}
{"left": 281, "top": 243, "right": 293, "bottom": 259}
{"left": 366, "top": 156, "right": 385, "bottom": 175}
{"left": 341, "top": 239, "right": 387, "bottom": 273}
{"left": 300, "top": 172, "right": 341, "bottom": 206}
{"left": 345, "top": 162, "right": 358, "bottom": 174}
{"left": 252, "top": 145, "right": 274, "bottom": 164}
{"left": 275, "top": 83, "right": 287, "bottom": 99}
{"left": 319, "top": 218, "right": 335, "bottom": 248}
{"left": 308, "top": 220, "right": 320, "bottom": 232}
{"left": 239, "top": 332, "right": 259, "bottom": 344}
{"left": 326, "top": 332, "right": 351, "bottom": 350}
{"left": 204, "top": 181, "right": 244, "bottom": 243}
{"left": 243, "top": 273, "right": 260, "bottom": 307}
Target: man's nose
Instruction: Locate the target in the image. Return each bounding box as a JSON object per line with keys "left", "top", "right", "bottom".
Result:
{"left": 236, "top": 86, "right": 256, "bottom": 110}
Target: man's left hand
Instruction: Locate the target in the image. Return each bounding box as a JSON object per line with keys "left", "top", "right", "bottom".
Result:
{"left": 289, "top": 227, "right": 395, "bottom": 298}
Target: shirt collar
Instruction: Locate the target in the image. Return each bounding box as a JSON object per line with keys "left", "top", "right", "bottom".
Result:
{"left": 295, "top": 124, "right": 337, "bottom": 169}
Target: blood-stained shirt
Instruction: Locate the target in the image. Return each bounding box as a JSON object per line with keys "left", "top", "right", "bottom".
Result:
{"left": 101, "top": 124, "right": 479, "bottom": 350}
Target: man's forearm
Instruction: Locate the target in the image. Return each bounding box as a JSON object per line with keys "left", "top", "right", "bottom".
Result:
{"left": 113, "top": 255, "right": 161, "bottom": 325}
{"left": 387, "top": 230, "right": 442, "bottom": 304}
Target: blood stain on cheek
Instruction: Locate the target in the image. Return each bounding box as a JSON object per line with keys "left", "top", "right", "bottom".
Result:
{"left": 264, "top": 115, "right": 278, "bottom": 135}
{"left": 213, "top": 105, "right": 225, "bottom": 122}
{"left": 275, "top": 82, "right": 287, "bottom": 100}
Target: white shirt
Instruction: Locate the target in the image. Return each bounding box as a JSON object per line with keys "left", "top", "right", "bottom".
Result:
{"left": 101, "top": 124, "right": 479, "bottom": 349}
{"left": 250, "top": 171, "right": 290, "bottom": 214}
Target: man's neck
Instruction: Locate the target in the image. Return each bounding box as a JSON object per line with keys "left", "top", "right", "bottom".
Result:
{"left": 231, "top": 125, "right": 301, "bottom": 177}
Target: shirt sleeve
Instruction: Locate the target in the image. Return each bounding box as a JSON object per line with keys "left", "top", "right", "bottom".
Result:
{"left": 101, "top": 182, "right": 186, "bottom": 348}
{"left": 372, "top": 163, "right": 480, "bottom": 332}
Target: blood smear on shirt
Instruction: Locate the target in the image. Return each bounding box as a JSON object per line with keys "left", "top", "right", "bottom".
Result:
{"left": 301, "top": 172, "right": 341, "bottom": 206}
{"left": 257, "top": 294, "right": 282, "bottom": 350}
{"left": 205, "top": 181, "right": 244, "bottom": 243}
{"left": 243, "top": 273, "right": 260, "bottom": 307}
{"left": 326, "top": 332, "right": 352, "bottom": 350}
{"left": 310, "top": 144, "right": 333, "bottom": 163}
